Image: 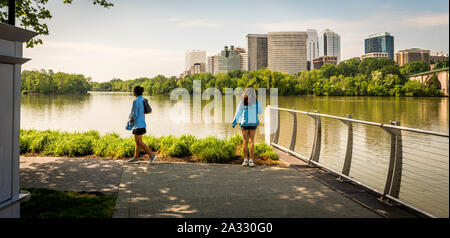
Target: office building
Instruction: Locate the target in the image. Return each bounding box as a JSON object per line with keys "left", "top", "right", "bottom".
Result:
{"left": 313, "top": 56, "right": 338, "bottom": 69}
{"left": 218, "top": 46, "right": 241, "bottom": 73}
{"left": 361, "top": 52, "right": 388, "bottom": 60}
{"left": 306, "top": 29, "right": 319, "bottom": 70}
{"left": 185, "top": 50, "right": 206, "bottom": 70}
{"left": 365, "top": 32, "right": 394, "bottom": 60}
{"left": 247, "top": 34, "right": 268, "bottom": 71}
{"left": 268, "top": 31, "right": 308, "bottom": 74}
{"left": 207, "top": 54, "right": 220, "bottom": 75}
{"left": 395, "top": 48, "right": 430, "bottom": 66}
{"left": 430, "top": 51, "right": 449, "bottom": 64}
{"left": 240, "top": 52, "right": 248, "bottom": 71}
{"left": 319, "top": 29, "right": 341, "bottom": 63}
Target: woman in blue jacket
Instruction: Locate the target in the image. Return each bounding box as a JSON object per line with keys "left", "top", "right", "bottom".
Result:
{"left": 128, "top": 86, "right": 157, "bottom": 163}
{"left": 232, "top": 87, "right": 262, "bottom": 167}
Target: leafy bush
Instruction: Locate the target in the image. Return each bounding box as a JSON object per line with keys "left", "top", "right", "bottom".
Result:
{"left": 142, "top": 135, "right": 161, "bottom": 152}
{"left": 158, "top": 135, "right": 177, "bottom": 156}
{"left": 228, "top": 134, "right": 243, "bottom": 149}
{"left": 28, "top": 130, "right": 60, "bottom": 153}
{"left": 114, "top": 137, "right": 135, "bottom": 158}
{"left": 190, "top": 137, "right": 235, "bottom": 163}
{"left": 20, "top": 130, "right": 278, "bottom": 163}
{"left": 254, "top": 143, "right": 278, "bottom": 160}
{"left": 167, "top": 135, "right": 197, "bottom": 157}
{"left": 92, "top": 133, "right": 122, "bottom": 157}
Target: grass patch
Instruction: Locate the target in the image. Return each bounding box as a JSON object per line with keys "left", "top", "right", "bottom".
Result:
{"left": 20, "top": 188, "right": 116, "bottom": 218}
{"left": 20, "top": 130, "right": 280, "bottom": 165}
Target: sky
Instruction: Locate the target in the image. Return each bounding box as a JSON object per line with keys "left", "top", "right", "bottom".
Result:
{"left": 21, "top": 0, "right": 449, "bottom": 82}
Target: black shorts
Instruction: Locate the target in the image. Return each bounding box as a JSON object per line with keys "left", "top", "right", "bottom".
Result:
{"left": 241, "top": 125, "right": 257, "bottom": 130}
{"left": 132, "top": 128, "right": 146, "bottom": 135}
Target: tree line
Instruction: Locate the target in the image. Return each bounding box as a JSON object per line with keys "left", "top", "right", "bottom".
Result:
{"left": 21, "top": 70, "right": 92, "bottom": 94}
{"left": 22, "top": 57, "right": 447, "bottom": 96}
{"left": 91, "top": 58, "right": 445, "bottom": 97}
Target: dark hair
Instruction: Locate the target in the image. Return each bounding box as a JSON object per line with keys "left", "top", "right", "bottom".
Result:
{"left": 241, "top": 87, "right": 257, "bottom": 106}
{"left": 133, "top": 86, "right": 144, "bottom": 96}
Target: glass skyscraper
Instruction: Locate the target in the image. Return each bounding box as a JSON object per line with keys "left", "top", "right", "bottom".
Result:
{"left": 364, "top": 32, "right": 394, "bottom": 60}
{"left": 319, "top": 29, "right": 341, "bottom": 63}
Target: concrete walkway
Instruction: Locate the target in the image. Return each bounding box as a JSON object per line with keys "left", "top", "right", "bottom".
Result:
{"left": 113, "top": 162, "right": 381, "bottom": 218}
{"left": 20, "top": 156, "right": 123, "bottom": 194}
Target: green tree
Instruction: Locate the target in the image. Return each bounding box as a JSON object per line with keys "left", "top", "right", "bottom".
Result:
{"left": 400, "top": 61, "right": 430, "bottom": 76}
{"left": 0, "top": 0, "right": 114, "bottom": 48}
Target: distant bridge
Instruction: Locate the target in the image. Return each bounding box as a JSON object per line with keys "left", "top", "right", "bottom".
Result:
{"left": 409, "top": 67, "right": 449, "bottom": 96}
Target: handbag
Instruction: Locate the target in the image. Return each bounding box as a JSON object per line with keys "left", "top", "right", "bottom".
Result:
{"left": 143, "top": 98, "right": 152, "bottom": 114}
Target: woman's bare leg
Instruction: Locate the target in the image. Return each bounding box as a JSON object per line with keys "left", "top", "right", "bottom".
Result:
{"left": 135, "top": 135, "right": 153, "bottom": 156}
{"left": 242, "top": 129, "right": 249, "bottom": 158}
{"left": 248, "top": 129, "right": 257, "bottom": 159}
{"left": 134, "top": 142, "right": 141, "bottom": 158}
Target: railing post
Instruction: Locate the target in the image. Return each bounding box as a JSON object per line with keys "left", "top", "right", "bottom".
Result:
{"left": 338, "top": 114, "right": 353, "bottom": 182}
{"left": 272, "top": 108, "right": 281, "bottom": 145}
{"left": 380, "top": 121, "right": 403, "bottom": 204}
{"left": 308, "top": 110, "right": 321, "bottom": 163}
{"left": 289, "top": 108, "right": 297, "bottom": 151}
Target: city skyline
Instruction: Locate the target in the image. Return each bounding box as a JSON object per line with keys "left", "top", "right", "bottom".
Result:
{"left": 21, "top": 0, "right": 449, "bottom": 82}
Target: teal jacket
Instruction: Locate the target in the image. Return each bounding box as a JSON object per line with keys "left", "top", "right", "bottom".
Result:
{"left": 232, "top": 100, "right": 262, "bottom": 128}
{"left": 129, "top": 96, "right": 147, "bottom": 129}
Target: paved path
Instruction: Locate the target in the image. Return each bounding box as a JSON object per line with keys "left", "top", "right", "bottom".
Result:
{"left": 113, "top": 162, "right": 381, "bottom": 218}
{"left": 20, "top": 156, "right": 124, "bottom": 194}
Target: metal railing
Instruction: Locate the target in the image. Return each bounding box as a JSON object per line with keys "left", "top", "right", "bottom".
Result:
{"left": 266, "top": 106, "right": 449, "bottom": 218}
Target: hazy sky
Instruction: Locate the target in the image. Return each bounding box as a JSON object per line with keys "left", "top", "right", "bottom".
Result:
{"left": 22, "top": 0, "right": 449, "bottom": 82}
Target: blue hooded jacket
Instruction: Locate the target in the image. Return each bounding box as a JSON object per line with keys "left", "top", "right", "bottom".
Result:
{"left": 129, "top": 95, "right": 147, "bottom": 129}
{"left": 232, "top": 100, "right": 262, "bottom": 128}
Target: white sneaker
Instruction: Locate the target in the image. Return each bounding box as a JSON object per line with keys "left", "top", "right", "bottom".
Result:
{"left": 150, "top": 154, "right": 158, "bottom": 163}
{"left": 242, "top": 159, "right": 249, "bottom": 166}
{"left": 248, "top": 160, "right": 255, "bottom": 167}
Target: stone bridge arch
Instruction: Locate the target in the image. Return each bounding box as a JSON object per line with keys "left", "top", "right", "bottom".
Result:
{"left": 409, "top": 68, "right": 449, "bottom": 96}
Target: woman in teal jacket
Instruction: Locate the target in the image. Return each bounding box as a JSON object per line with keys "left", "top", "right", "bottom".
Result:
{"left": 232, "top": 87, "right": 262, "bottom": 167}
{"left": 128, "top": 86, "right": 157, "bottom": 163}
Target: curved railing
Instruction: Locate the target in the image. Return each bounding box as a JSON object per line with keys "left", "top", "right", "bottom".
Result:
{"left": 265, "top": 106, "right": 449, "bottom": 218}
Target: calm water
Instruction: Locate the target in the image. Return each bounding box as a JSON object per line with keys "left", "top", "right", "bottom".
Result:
{"left": 20, "top": 92, "right": 449, "bottom": 217}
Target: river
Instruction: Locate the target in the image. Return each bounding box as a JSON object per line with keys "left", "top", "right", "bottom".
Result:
{"left": 20, "top": 92, "right": 449, "bottom": 217}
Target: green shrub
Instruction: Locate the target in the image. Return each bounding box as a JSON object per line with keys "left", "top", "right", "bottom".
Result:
{"left": 93, "top": 133, "right": 122, "bottom": 157}
{"left": 254, "top": 142, "right": 278, "bottom": 160}
{"left": 142, "top": 135, "right": 160, "bottom": 152}
{"left": 159, "top": 135, "right": 177, "bottom": 155}
{"left": 28, "top": 130, "right": 61, "bottom": 153}
{"left": 228, "top": 134, "right": 243, "bottom": 149}
{"left": 20, "top": 129, "right": 37, "bottom": 153}
{"left": 114, "top": 137, "right": 135, "bottom": 158}
{"left": 190, "top": 137, "right": 235, "bottom": 163}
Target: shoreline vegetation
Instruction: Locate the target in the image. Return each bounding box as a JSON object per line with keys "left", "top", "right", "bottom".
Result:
{"left": 22, "top": 58, "right": 448, "bottom": 97}
{"left": 20, "top": 129, "right": 281, "bottom": 166}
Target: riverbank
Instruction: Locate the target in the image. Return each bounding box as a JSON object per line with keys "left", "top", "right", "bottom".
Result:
{"left": 20, "top": 129, "right": 280, "bottom": 165}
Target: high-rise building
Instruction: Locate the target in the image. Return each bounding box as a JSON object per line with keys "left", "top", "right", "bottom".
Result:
{"left": 365, "top": 32, "right": 394, "bottom": 60}
{"left": 218, "top": 46, "right": 241, "bottom": 73}
{"left": 306, "top": 29, "right": 319, "bottom": 70}
{"left": 395, "top": 48, "right": 430, "bottom": 66}
{"left": 207, "top": 54, "right": 220, "bottom": 75}
{"left": 319, "top": 29, "right": 341, "bottom": 63}
{"left": 190, "top": 63, "right": 206, "bottom": 75}
{"left": 361, "top": 52, "right": 388, "bottom": 60}
{"left": 247, "top": 34, "right": 268, "bottom": 71}
{"left": 313, "top": 56, "right": 338, "bottom": 69}
{"left": 240, "top": 52, "right": 248, "bottom": 71}
{"left": 268, "top": 32, "right": 308, "bottom": 74}
{"left": 185, "top": 50, "right": 206, "bottom": 70}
